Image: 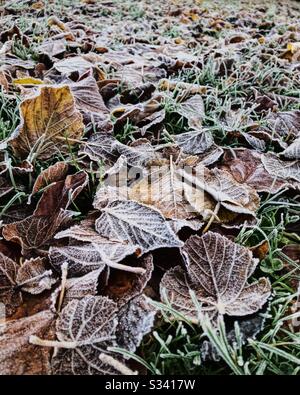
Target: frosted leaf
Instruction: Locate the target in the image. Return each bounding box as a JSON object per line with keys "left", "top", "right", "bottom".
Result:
{"left": 103, "top": 254, "right": 153, "bottom": 306}
{"left": 262, "top": 152, "right": 300, "bottom": 182}
{"left": 81, "top": 132, "right": 156, "bottom": 167}
{"left": 177, "top": 94, "right": 205, "bottom": 128}
{"left": 281, "top": 138, "right": 300, "bottom": 159}
{"left": 266, "top": 110, "right": 300, "bottom": 138}
{"left": 3, "top": 209, "right": 73, "bottom": 255}
{"left": 116, "top": 295, "right": 157, "bottom": 353}
{"left": 174, "top": 129, "right": 213, "bottom": 155}
{"left": 32, "top": 162, "right": 69, "bottom": 195}
{"left": 180, "top": 166, "right": 259, "bottom": 222}
{"left": 112, "top": 139, "right": 156, "bottom": 167}
{"left": 0, "top": 252, "right": 22, "bottom": 317}
{"left": 198, "top": 145, "right": 223, "bottom": 166}
{"left": 240, "top": 132, "right": 266, "bottom": 152}
{"left": 160, "top": 232, "right": 271, "bottom": 321}
{"left": 0, "top": 310, "right": 54, "bottom": 374}
{"left": 49, "top": 241, "right": 138, "bottom": 276}
{"left": 95, "top": 200, "right": 183, "bottom": 253}
{"left": 53, "top": 56, "right": 94, "bottom": 75}
{"left": 169, "top": 218, "right": 204, "bottom": 233}
{"left": 52, "top": 296, "right": 120, "bottom": 375}
{"left": 129, "top": 163, "right": 196, "bottom": 220}
{"left": 51, "top": 269, "right": 101, "bottom": 311}
{"left": 220, "top": 149, "right": 296, "bottom": 194}
{"left": 80, "top": 132, "right": 118, "bottom": 164}
{"left": 16, "top": 257, "right": 57, "bottom": 295}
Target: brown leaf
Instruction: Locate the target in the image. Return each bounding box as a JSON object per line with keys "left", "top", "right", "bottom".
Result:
{"left": 32, "top": 162, "right": 69, "bottom": 195}
{"left": 220, "top": 149, "right": 296, "bottom": 194}
{"left": 3, "top": 171, "right": 88, "bottom": 254}
{"left": 103, "top": 254, "right": 153, "bottom": 306}
{"left": 130, "top": 162, "right": 196, "bottom": 220}
{"left": 0, "top": 310, "right": 54, "bottom": 374}
{"left": 16, "top": 257, "right": 57, "bottom": 294}
{"left": 9, "top": 85, "right": 84, "bottom": 160}
{"left": 160, "top": 232, "right": 271, "bottom": 321}
{"left": 0, "top": 252, "right": 22, "bottom": 318}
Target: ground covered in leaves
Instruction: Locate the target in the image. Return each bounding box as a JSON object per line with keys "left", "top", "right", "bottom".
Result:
{"left": 0, "top": 0, "right": 299, "bottom": 375}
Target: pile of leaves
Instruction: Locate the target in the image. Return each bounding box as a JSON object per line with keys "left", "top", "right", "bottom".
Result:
{"left": 0, "top": 0, "right": 299, "bottom": 375}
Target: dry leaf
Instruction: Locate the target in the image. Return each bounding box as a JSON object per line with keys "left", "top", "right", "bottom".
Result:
{"left": 174, "top": 129, "right": 213, "bottom": 155}
{"left": 0, "top": 310, "right": 54, "bottom": 374}
{"left": 16, "top": 257, "right": 56, "bottom": 294}
{"left": 95, "top": 200, "right": 183, "bottom": 253}
{"left": 130, "top": 162, "right": 196, "bottom": 220}
{"left": 116, "top": 294, "right": 156, "bottom": 353}
{"left": 9, "top": 85, "right": 84, "bottom": 160}
{"left": 0, "top": 252, "right": 22, "bottom": 318}
{"left": 262, "top": 152, "right": 300, "bottom": 183}
{"left": 51, "top": 296, "right": 120, "bottom": 375}
{"left": 160, "top": 232, "right": 271, "bottom": 321}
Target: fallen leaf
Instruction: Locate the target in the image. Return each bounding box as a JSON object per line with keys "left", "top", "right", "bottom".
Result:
{"left": 160, "top": 232, "right": 271, "bottom": 321}
{"left": 95, "top": 200, "right": 183, "bottom": 253}
{"left": 0, "top": 310, "right": 54, "bottom": 374}
{"left": 262, "top": 152, "right": 300, "bottom": 183}
{"left": 174, "top": 129, "right": 213, "bottom": 155}
{"left": 51, "top": 296, "right": 120, "bottom": 375}
{"left": 116, "top": 294, "right": 156, "bottom": 353}
{"left": 16, "top": 257, "right": 56, "bottom": 294}
{"left": 9, "top": 85, "right": 84, "bottom": 160}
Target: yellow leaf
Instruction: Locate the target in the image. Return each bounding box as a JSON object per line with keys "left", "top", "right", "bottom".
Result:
{"left": 13, "top": 77, "right": 44, "bottom": 86}
{"left": 287, "top": 42, "right": 300, "bottom": 54}
{"left": 9, "top": 85, "right": 84, "bottom": 160}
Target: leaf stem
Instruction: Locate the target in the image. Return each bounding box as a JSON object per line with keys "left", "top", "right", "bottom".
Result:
{"left": 99, "top": 353, "right": 138, "bottom": 375}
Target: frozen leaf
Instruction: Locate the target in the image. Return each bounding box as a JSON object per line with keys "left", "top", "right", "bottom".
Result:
{"left": 51, "top": 220, "right": 139, "bottom": 276}
{"left": 82, "top": 132, "right": 156, "bottom": 167}
{"left": 177, "top": 94, "right": 205, "bottom": 128}
{"left": 32, "top": 162, "right": 69, "bottom": 195}
{"left": 266, "top": 110, "right": 300, "bottom": 138}
{"left": 69, "top": 73, "right": 112, "bottom": 131}
{"left": 160, "top": 232, "right": 271, "bottom": 321}
{"left": 103, "top": 254, "right": 153, "bottom": 306}
{"left": 9, "top": 85, "right": 84, "bottom": 160}
{"left": 16, "top": 257, "right": 57, "bottom": 294}
{"left": 0, "top": 252, "right": 22, "bottom": 317}
{"left": 95, "top": 200, "right": 183, "bottom": 253}
{"left": 51, "top": 269, "right": 101, "bottom": 310}
{"left": 80, "top": 132, "right": 118, "bottom": 164}
{"left": 37, "top": 39, "right": 66, "bottom": 59}
{"left": 2, "top": 210, "right": 72, "bottom": 256}
{"left": 262, "top": 152, "right": 300, "bottom": 183}
{"left": 180, "top": 166, "right": 259, "bottom": 227}
{"left": 112, "top": 139, "right": 156, "bottom": 167}
{"left": 51, "top": 296, "right": 120, "bottom": 375}
{"left": 169, "top": 218, "right": 204, "bottom": 233}
{"left": 281, "top": 138, "right": 300, "bottom": 159}
{"left": 220, "top": 149, "right": 295, "bottom": 193}
{"left": 0, "top": 310, "right": 54, "bottom": 375}
{"left": 130, "top": 162, "right": 196, "bottom": 220}
{"left": 53, "top": 56, "right": 94, "bottom": 75}
{"left": 174, "top": 129, "right": 213, "bottom": 155}
{"left": 116, "top": 295, "right": 156, "bottom": 353}
{"left": 33, "top": 171, "right": 88, "bottom": 216}
{"left": 70, "top": 74, "right": 109, "bottom": 115}
{"left": 113, "top": 95, "right": 165, "bottom": 135}
{"left": 3, "top": 171, "right": 87, "bottom": 254}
